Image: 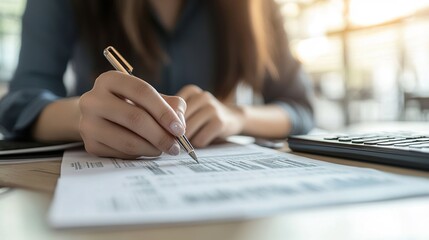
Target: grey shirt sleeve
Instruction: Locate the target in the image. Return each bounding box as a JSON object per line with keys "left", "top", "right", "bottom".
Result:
{"left": 262, "top": 65, "right": 315, "bottom": 136}
{"left": 0, "top": 0, "right": 76, "bottom": 139}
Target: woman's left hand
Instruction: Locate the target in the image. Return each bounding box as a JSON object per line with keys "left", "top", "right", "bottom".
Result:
{"left": 177, "top": 85, "right": 245, "bottom": 148}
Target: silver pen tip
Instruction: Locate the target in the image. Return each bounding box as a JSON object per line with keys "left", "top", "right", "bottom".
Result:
{"left": 189, "top": 151, "right": 199, "bottom": 163}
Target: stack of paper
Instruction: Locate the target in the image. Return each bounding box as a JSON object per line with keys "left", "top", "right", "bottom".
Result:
{"left": 49, "top": 143, "right": 429, "bottom": 228}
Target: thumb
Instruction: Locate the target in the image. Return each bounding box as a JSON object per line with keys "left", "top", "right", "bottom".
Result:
{"left": 162, "top": 94, "right": 187, "bottom": 128}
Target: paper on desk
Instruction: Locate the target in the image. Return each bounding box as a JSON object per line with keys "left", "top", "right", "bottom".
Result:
{"left": 49, "top": 143, "right": 429, "bottom": 228}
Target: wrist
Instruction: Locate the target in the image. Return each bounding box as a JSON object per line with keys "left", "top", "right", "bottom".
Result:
{"left": 229, "top": 105, "right": 246, "bottom": 135}
{"left": 33, "top": 97, "right": 82, "bottom": 141}
{"left": 71, "top": 97, "right": 83, "bottom": 140}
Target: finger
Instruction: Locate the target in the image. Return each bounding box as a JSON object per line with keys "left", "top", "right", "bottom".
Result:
{"left": 80, "top": 116, "right": 163, "bottom": 157}
{"left": 176, "top": 85, "right": 203, "bottom": 101}
{"left": 96, "top": 71, "right": 185, "bottom": 136}
{"left": 84, "top": 140, "right": 140, "bottom": 159}
{"left": 185, "top": 106, "right": 215, "bottom": 139}
{"left": 162, "top": 95, "right": 187, "bottom": 115}
{"left": 190, "top": 118, "right": 222, "bottom": 148}
{"left": 184, "top": 91, "right": 213, "bottom": 119}
{"left": 162, "top": 95, "right": 187, "bottom": 127}
{"left": 86, "top": 96, "right": 181, "bottom": 156}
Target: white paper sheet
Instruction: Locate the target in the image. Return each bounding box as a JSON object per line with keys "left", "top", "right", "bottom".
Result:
{"left": 49, "top": 142, "right": 429, "bottom": 228}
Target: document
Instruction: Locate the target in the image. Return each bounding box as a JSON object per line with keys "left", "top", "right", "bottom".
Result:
{"left": 49, "top": 142, "right": 429, "bottom": 228}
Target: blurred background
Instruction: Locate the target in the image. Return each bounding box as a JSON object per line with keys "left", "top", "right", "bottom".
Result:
{"left": 0, "top": 0, "right": 428, "bottom": 131}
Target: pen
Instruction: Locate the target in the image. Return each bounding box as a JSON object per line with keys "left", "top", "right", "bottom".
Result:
{"left": 103, "top": 46, "right": 199, "bottom": 163}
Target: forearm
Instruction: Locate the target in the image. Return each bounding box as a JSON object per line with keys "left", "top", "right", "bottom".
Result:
{"left": 239, "top": 104, "right": 292, "bottom": 138}
{"left": 32, "top": 97, "right": 82, "bottom": 141}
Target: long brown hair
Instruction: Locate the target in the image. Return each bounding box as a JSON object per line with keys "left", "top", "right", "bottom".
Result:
{"left": 72, "top": 0, "right": 296, "bottom": 99}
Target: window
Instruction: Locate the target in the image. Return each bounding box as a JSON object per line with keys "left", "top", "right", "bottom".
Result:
{"left": 0, "top": 0, "right": 26, "bottom": 83}
{"left": 277, "top": 0, "right": 429, "bottom": 129}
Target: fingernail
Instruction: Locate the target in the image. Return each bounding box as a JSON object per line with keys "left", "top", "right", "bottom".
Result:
{"left": 168, "top": 143, "right": 181, "bottom": 156}
{"left": 177, "top": 111, "right": 186, "bottom": 128}
{"left": 170, "top": 121, "right": 185, "bottom": 136}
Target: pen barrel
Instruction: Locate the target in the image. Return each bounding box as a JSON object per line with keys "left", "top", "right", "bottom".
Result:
{"left": 176, "top": 135, "right": 194, "bottom": 153}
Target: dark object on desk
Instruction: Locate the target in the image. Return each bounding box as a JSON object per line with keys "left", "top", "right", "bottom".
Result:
{"left": 288, "top": 132, "right": 429, "bottom": 170}
{"left": 0, "top": 140, "right": 83, "bottom": 161}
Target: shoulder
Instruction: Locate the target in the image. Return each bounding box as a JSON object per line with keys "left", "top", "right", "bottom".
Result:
{"left": 23, "top": 0, "right": 75, "bottom": 27}
{"left": 21, "top": 0, "right": 77, "bottom": 46}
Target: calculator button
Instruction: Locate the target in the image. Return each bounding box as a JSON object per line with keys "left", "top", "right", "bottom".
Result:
{"left": 409, "top": 143, "right": 429, "bottom": 148}
{"left": 395, "top": 142, "right": 421, "bottom": 147}
{"left": 375, "top": 138, "right": 408, "bottom": 146}
{"left": 363, "top": 137, "right": 395, "bottom": 145}
{"left": 338, "top": 137, "right": 363, "bottom": 142}
{"left": 323, "top": 136, "right": 340, "bottom": 140}
{"left": 352, "top": 137, "right": 384, "bottom": 143}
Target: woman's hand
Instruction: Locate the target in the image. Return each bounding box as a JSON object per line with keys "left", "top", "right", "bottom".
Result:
{"left": 79, "top": 71, "right": 187, "bottom": 159}
{"left": 177, "top": 85, "right": 245, "bottom": 148}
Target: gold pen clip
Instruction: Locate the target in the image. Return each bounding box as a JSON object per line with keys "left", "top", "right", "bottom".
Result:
{"left": 103, "top": 46, "right": 133, "bottom": 75}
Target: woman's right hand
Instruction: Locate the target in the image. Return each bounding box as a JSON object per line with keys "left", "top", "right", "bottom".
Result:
{"left": 79, "top": 71, "right": 187, "bottom": 159}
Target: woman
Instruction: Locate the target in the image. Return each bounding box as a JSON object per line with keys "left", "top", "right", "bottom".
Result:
{"left": 0, "top": 0, "right": 314, "bottom": 159}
